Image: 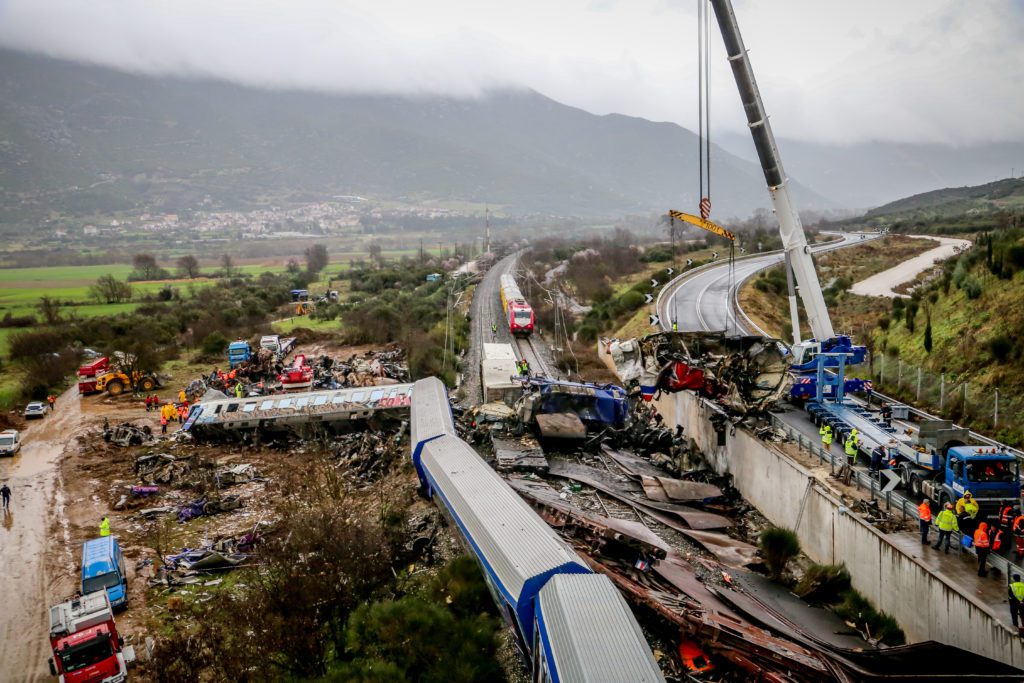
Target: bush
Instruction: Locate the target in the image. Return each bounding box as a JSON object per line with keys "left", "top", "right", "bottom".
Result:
{"left": 794, "top": 563, "right": 851, "bottom": 603}
{"left": 201, "top": 331, "right": 229, "bottom": 357}
{"left": 618, "top": 290, "right": 645, "bottom": 312}
{"left": 988, "top": 334, "right": 1012, "bottom": 361}
{"left": 760, "top": 527, "right": 800, "bottom": 580}
{"left": 833, "top": 589, "right": 905, "bottom": 645}
{"left": 961, "top": 276, "right": 983, "bottom": 299}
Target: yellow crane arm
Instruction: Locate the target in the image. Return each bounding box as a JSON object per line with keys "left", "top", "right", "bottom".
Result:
{"left": 667, "top": 209, "right": 736, "bottom": 242}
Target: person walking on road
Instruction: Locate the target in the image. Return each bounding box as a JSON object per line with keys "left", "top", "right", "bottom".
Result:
{"left": 819, "top": 423, "right": 833, "bottom": 451}
{"left": 99, "top": 515, "right": 110, "bottom": 537}
{"left": 47, "top": 394, "right": 56, "bottom": 412}
{"left": 1009, "top": 574, "right": 1024, "bottom": 637}
{"left": 918, "top": 497, "right": 932, "bottom": 544}
{"left": 491, "top": 323, "right": 497, "bottom": 339}
{"left": 933, "top": 503, "right": 958, "bottom": 553}
{"left": 975, "top": 522, "right": 992, "bottom": 577}
{"left": 1, "top": 483, "right": 10, "bottom": 510}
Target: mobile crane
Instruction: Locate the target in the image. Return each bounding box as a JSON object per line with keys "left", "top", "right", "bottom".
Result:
{"left": 707, "top": 0, "right": 1019, "bottom": 513}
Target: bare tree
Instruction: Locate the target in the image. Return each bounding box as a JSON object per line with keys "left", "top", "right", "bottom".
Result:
{"left": 90, "top": 275, "right": 133, "bottom": 304}
{"left": 176, "top": 255, "right": 200, "bottom": 279}
{"left": 132, "top": 253, "right": 164, "bottom": 280}
{"left": 368, "top": 242, "right": 382, "bottom": 263}
{"left": 220, "top": 253, "right": 235, "bottom": 277}
{"left": 37, "top": 296, "right": 62, "bottom": 325}
{"left": 304, "top": 243, "right": 329, "bottom": 274}
{"left": 286, "top": 258, "right": 301, "bottom": 274}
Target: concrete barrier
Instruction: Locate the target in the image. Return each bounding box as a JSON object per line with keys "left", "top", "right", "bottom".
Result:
{"left": 655, "top": 390, "right": 1024, "bottom": 667}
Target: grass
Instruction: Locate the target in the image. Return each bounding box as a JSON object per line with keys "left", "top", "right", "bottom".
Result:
{"left": 272, "top": 316, "right": 342, "bottom": 334}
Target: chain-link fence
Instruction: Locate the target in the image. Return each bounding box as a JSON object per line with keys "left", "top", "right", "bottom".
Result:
{"left": 867, "top": 352, "right": 1023, "bottom": 445}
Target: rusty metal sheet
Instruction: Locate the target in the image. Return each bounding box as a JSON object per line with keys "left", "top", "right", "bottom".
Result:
{"left": 601, "top": 445, "right": 668, "bottom": 479}
{"left": 640, "top": 475, "right": 722, "bottom": 502}
{"left": 491, "top": 435, "right": 548, "bottom": 472}
{"left": 535, "top": 412, "right": 587, "bottom": 439}
{"left": 547, "top": 460, "right": 732, "bottom": 530}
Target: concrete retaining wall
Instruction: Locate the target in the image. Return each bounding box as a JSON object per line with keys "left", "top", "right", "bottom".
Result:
{"left": 656, "top": 391, "right": 1024, "bottom": 667}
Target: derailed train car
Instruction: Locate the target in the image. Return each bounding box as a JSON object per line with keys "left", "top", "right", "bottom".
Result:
{"left": 410, "top": 377, "right": 663, "bottom": 682}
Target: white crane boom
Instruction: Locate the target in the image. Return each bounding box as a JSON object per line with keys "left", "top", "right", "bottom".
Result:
{"left": 709, "top": 0, "right": 835, "bottom": 342}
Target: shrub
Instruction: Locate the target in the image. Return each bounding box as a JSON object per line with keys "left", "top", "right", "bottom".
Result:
{"left": 201, "top": 331, "right": 229, "bottom": 357}
{"left": 760, "top": 527, "right": 801, "bottom": 581}
{"left": 988, "top": 334, "right": 1012, "bottom": 361}
{"left": 794, "top": 563, "right": 851, "bottom": 603}
{"left": 833, "top": 589, "right": 906, "bottom": 645}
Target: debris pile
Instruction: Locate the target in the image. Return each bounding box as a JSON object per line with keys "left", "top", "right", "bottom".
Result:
{"left": 151, "top": 533, "right": 263, "bottom": 587}
{"left": 328, "top": 424, "right": 406, "bottom": 484}
{"left": 601, "top": 331, "right": 790, "bottom": 414}
{"left": 103, "top": 422, "right": 155, "bottom": 447}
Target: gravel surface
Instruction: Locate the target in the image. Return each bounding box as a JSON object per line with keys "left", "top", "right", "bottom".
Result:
{"left": 849, "top": 235, "right": 971, "bottom": 298}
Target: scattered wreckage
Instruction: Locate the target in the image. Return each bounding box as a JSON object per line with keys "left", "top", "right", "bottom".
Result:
{"left": 601, "top": 331, "right": 790, "bottom": 414}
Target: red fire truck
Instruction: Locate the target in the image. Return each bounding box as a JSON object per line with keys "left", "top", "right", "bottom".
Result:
{"left": 48, "top": 591, "right": 133, "bottom": 682}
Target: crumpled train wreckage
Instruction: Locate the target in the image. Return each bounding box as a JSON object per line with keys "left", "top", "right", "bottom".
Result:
{"left": 602, "top": 331, "right": 790, "bottom": 414}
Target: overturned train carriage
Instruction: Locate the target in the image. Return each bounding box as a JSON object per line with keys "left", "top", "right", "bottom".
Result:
{"left": 183, "top": 383, "right": 414, "bottom": 439}
{"left": 410, "top": 377, "right": 663, "bottom": 683}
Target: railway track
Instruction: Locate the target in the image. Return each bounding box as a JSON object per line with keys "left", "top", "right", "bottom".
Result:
{"left": 513, "top": 334, "right": 553, "bottom": 379}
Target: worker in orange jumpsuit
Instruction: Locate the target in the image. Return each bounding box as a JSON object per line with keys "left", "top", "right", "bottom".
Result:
{"left": 975, "top": 522, "right": 992, "bottom": 578}
{"left": 917, "top": 497, "right": 932, "bottom": 545}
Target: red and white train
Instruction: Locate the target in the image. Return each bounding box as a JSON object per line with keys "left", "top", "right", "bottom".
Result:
{"left": 499, "top": 274, "right": 534, "bottom": 336}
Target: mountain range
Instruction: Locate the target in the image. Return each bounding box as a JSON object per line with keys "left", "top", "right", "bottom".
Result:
{"left": 0, "top": 48, "right": 833, "bottom": 224}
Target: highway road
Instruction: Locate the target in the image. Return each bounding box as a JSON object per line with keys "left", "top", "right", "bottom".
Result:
{"left": 661, "top": 232, "right": 876, "bottom": 334}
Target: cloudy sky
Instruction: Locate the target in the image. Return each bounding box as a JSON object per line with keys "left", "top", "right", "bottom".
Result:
{"left": 1, "top": 0, "right": 1022, "bottom": 146}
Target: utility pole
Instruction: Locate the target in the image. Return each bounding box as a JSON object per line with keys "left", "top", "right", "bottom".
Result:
{"left": 485, "top": 205, "right": 491, "bottom": 254}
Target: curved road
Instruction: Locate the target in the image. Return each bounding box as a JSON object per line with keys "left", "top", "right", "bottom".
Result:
{"left": 661, "top": 232, "right": 876, "bottom": 334}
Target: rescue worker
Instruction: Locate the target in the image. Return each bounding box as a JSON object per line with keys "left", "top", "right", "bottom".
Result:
{"left": 870, "top": 444, "right": 886, "bottom": 475}
{"left": 1013, "top": 513, "right": 1024, "bottom": 560}
{"left": 672, "top": 320, "right": 678, "bottom": 332}
{"left": 47, "top": 394, "right": 56, "bottom": 412}
{"left": 1, "top": 483, "right": 10, "bottom": 510}
{"left": 819, "top": 423, "right": 833, "bottom": 451}
{"left": 235, "top": 382, "right": 244, "bottom": 398}
{"left": 491, "top": 323, "right": 497, "bottom": 339}
{"left": 975, "top": 522, "right": 992, "bottom": 577}
{"left": 956, "top": 491, "right": 980, "bottom": 536}
{"left": 932, "top": 502, "right": 958, "bottom": 553}
{"left": 997, "top": 504, "right": 1018, "bottom": 535}
{"left": 917, "top": 497, "right": 932, "bottom": 544}
{"left": 1009, "top": 574, "right": 1024, "bottom": 636}
{"left": 178, "top": 389, "right": 186, "bottom": 404}
{"left": 99, "top": 515, "right": 110, "bottom": 537}
{"left": 843, "top": 432, "right": 858, "bottom": 466}
{"left": 160, "top": 414, "right": 168, "bottom": 434}
{"left": 144, "top": 395, "right": 152, "bottom": 411}
{"left": 880, "top": 402, "right": 892, "bottom": 427}
{"left": 522, "top": 359, "right": 530, "bottom": 376}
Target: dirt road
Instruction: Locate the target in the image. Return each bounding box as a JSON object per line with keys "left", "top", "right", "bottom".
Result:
{"left": 0, "top": 388, "right": 88, "bottom": 681}
{"left": 849, "top": 235, "right": 971, "bottom": 298}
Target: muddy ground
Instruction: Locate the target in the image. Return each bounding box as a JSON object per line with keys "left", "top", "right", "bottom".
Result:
{"left": 0, "top": 340, "right": 433, "bottom": 682}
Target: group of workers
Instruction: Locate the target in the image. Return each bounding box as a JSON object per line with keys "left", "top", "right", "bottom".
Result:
{"left": 516, "top": 359, "right": 531, "bottom": 377}
{"left": 819, "top": 420, "right": 1024, "bottom": 634}
{"left": 142, "top": 389, "right": 193, "bottom": 433}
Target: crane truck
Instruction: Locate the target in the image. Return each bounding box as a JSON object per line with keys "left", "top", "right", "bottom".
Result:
{"left": 706, "top": 0, "right": 1021, "bottom": 520}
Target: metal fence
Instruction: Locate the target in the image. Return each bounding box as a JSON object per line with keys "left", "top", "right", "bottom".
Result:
{"left": 867, "top": 352, "right": 1022, "bottom": 444}
{"left": 770, "top": 414, "right": 1024, "bottom": 580}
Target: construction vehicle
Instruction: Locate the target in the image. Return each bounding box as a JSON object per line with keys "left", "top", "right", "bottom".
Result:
{"left": 77, "top": 357, "right": 110, "bottom": 395}
{"left": 47, "top": 591, "right": 134, "bottom": 682}
{"left": 295, "top": 301, "right": 315, "bottom": 316}
{"left": 259, "top": 334, "right": 296, "bottom": 358}
{"left": 226, "top": 339, "right": 252, "bottom": 368}
{"left": 95, "top": 369, "right": 160, "bottom": 396}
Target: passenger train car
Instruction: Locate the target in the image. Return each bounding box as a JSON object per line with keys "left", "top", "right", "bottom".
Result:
{"left": 500, "top": 273, "right": 535, "bottom": 336}
{"left": 410, "top": 377, "right": 663, "bottom": 682}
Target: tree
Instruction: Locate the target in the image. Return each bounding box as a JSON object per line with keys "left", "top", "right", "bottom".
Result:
{"left": 90, "top": 275, "right": 133, "bottom": 304}
{"left": 923, "top": 314, "right": 933, "bottom": 353}
{"left": 176, "top": 255, "right": 200, "bottom": 279}
{"left": 220, "top": 253, "right": 235, "bottom": 277}
{"left": 37, "top": 296, "right": 62, "bottom": 325}
{"left": 368, "top": 242, "right": 383, "bottom": 263}
{"left": 305, "top": 243, "right": 329, "bottom": 274}
{"left": 131, "top": 253, "right": 165, "bottom": 280}
{"left": 112, "top": 339, "right": 161, "bottom": 393}
{"left": 286, "top": 258, "right": 301, "bottom": 274}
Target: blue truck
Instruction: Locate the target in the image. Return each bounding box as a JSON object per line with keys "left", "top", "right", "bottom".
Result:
{"left": 227, "top": 339, "right": 252, "bottom": 368}
{"left": 81, "top": 536, "right": 129, "bottom": 611}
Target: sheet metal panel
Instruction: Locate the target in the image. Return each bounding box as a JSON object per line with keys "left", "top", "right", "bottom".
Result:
{"left": 538, "top": 574, "right": 664, "bottom": 683}
{"left": 410, "top": 377, "right": 455, "bottom": 451}
{"left": 419, "top": 434, "right": 586, "bottom": 605}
